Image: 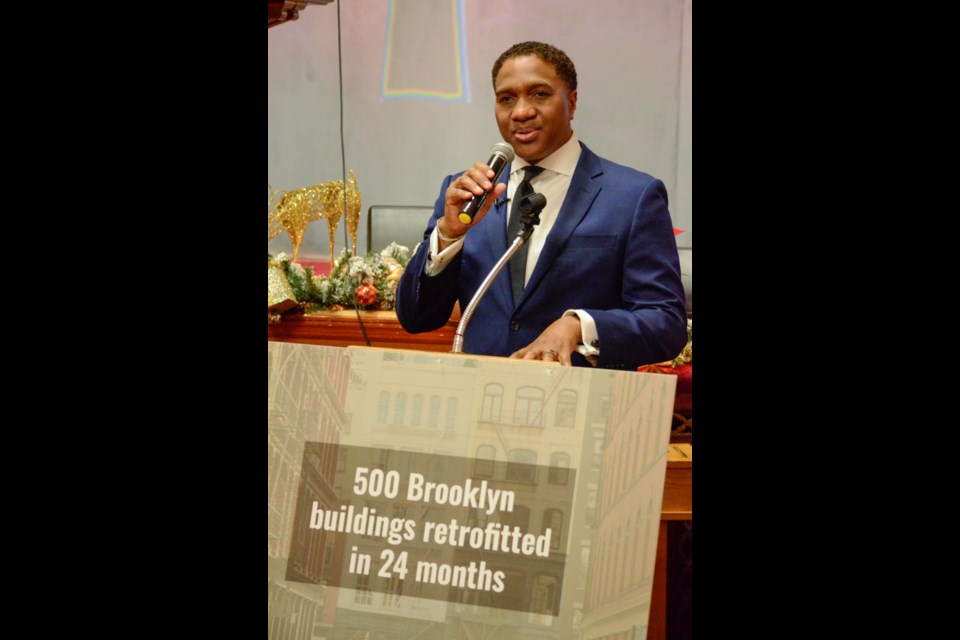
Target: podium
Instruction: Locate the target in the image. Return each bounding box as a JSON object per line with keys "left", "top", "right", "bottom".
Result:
{"left": 268, "top": 340, "right": 686, "bottom": 640}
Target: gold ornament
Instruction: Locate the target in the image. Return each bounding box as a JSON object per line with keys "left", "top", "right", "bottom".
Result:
{"left": 268, "top": 184, "right": 285, "bottom": 241}
{"left": 319, "top": 183, "right": 343, "bottom": 268}
{"left": 344, "top": 170, "right": 362, "bottom": 256}
{"left": 268, "top": 172, "right": 362, "bottom": 268}
{"left": 319, "top": 170, "right": 363, "bottom": 269}
{"left": 272, "top": 185, "right": 325, "bottom": 263}
{"left": 268, "top": 264, "right": 298, "bottom": 312}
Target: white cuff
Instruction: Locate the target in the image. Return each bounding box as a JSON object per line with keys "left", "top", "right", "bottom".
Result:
{"left": 564, "top": 309, "right": 600, "bottom": 363}
{"left": 424, "top": 225, "right": 465, "bottom": 276}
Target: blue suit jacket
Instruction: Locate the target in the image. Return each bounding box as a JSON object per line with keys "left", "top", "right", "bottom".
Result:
{"left": 395, "top": 142, "right": 687, "bottom": 370}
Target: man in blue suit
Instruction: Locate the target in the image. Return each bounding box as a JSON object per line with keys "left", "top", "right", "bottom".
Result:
{"left": 395, "top": 41, "right": 687, "bottom": 371}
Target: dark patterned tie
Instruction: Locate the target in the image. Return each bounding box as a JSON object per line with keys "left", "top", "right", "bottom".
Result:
{"left": 507, "top": 165, "right": 544, "bottom": 306}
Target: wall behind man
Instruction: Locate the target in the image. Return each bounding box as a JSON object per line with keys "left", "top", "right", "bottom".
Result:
{"left": 268, "top": 0, "right": 692, "bottom": 261}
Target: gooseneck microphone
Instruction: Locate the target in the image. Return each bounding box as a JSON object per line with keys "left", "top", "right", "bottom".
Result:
{"left": 452, "top": 191, "right": 548, "bottom": 353}
{"left": 457, "top": 142, "right": 515, "bottom": 225}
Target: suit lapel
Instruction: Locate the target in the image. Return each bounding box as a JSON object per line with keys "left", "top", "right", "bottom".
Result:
{"left": 518, "top": 148, "right": 603, "bottom": 308}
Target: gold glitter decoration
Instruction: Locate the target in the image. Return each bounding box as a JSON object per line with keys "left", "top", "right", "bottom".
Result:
{"left": 343, "top": 170, "right": 362, "bottom": 256}
{"left": 319, "top": 170, "right": 363, "bottom": 269}
{"left": 268, "top": 172, "right": 362, "bottom": 267}
{"left": 268, "top": 264, "right": 298, "bottom": 312}
{"left": 272, "top": 186, "right": 325, "bottom": 263}
{"left": 268, "top": 185, "right": 285, "bottom": 241}
{"left": 319, "top": 185, "right": 342, "bottom": 266}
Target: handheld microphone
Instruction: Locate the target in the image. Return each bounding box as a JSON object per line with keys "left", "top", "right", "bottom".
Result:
{"left": 458, "top": 142, "right": 515, "bottom": 225}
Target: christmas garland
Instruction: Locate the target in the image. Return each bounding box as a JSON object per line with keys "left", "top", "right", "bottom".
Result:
{"left": 267, "top": 243, "right": 692, "bottom": 367}
{"left": 269, "top": 242, "right": 412, "bottom": 315}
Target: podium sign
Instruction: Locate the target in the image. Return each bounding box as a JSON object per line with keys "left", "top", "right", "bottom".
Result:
{"left": 268, "top": 343, "right": 677, "bottom": 640}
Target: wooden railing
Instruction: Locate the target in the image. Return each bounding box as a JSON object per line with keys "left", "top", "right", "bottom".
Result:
{"left": 268, "top": 310, "right": 458, "bottom": 351}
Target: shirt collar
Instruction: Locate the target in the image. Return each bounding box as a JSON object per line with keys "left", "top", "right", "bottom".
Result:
{"left": 511, "top": 132, "right": 581, "bottom": 178}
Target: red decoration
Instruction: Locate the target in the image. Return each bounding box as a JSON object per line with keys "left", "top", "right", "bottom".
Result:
{"left": 355, "top": 283, "right": 378, "bottom": 306}
{"left": 674, "top": 228, "right": 684, "bottom": 236}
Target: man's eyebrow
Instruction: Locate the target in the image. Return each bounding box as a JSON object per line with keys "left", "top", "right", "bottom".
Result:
{"left": 496, "top": 82, "right": 553, "bottom": 95}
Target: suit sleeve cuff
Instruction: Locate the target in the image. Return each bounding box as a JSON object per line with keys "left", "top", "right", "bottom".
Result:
{"left": 424, "top": 225, "right": 465, "bottom": 277}
{"left": 564, "top": 309, "right": 600, "bottom": 364}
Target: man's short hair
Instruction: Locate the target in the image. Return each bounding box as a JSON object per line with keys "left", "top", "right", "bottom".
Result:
{"left": 491, "top": 41, "right": 578, "bottom": 92}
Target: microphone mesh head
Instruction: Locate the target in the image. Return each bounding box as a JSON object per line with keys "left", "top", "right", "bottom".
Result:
{"left": 491, "top": 142, "right": 515, "bottom": 162}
